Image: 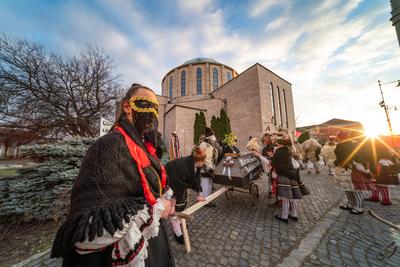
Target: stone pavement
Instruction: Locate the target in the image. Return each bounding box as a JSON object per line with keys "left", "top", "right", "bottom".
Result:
{"left": 16, "top": 166, "right": 400, "bottom": 267}
{"left": 169, "top": 168, "right": 344, "bottom": 267}
{"left": 302, "top": 186, "right": 400, "bottom": 267}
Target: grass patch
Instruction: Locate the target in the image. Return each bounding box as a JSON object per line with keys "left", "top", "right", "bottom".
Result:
{"left": 0, "top": 168, "right": 17, "bottom": 179}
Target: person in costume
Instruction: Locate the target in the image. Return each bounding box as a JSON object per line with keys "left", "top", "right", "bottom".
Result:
{"left": 197, "top": 127, "right": 222, "bottom": 207}
{"left": 246, "top": 137, "right": 261, "bottom": 152}
{"left": 165, "top": 147, "right": 207, "bottom": 244}
{"left": 320, "top": 136, "right": 337, "bottom": 176}
{"left": 366, "top": 145, "right": 399, "bottom": 206}
{"left": 301, "top": 136, "right": 322, "bottom": 174}
{"left": 334, "top": 138, "right": 376, "bottom": 215}
{"left": 271, "top": 132, "right": 310, "bottom": 223}
{"left": 261, "top": 132, "right": 275, "bottom": 159}
{"left": 51, "top": 83, "right": 175, "bottom": 267}
{"left": 169, "top": 131, "right": 181, "bottom": 160}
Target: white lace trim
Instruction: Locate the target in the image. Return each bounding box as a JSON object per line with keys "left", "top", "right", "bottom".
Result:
{"left": 379, "top": 159, "right": 394, "bottom": 166}
{"left": 74, "top": 188, "right": 173, "bottom": 267}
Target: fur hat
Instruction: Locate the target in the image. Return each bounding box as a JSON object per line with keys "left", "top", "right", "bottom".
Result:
{"left": 275, "top": 132, "right": 290, "bottom": 145}
{"left": 246, "top": 137, "right": 260, "bottom": 151}
{"left": 205, "top": 127, "right": 214, "bottom": 137}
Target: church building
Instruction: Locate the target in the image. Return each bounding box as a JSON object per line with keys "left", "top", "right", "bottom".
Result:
{"left": 156, "top": 57, "right": 296, "bottom": 156}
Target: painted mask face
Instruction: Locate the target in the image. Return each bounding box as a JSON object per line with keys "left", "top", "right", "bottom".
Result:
{"left": 129, "top": 96, "right": 159, "bottom": 144}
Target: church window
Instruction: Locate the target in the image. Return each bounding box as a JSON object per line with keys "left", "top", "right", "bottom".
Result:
{"left": 181, "top": 70, "right": 186, "bottom": 96}
{"left": 277, "top": 86, "right": 283, "bottom": 127}
{"left": 227, "top": 72, "right": 232, "bottom": 81}
{"left": 283, "top": 89, "right": 289, "bottom": 128}
{"left": 213, "top": 68, "right": 218, "bottom": 90}
{"left": 169, "top": 76, "right": 173, "bottom": 98}
{"left": 196, "top": 68, "right": 202, "bottom": 95}
{"left": 270, "top": 83, "right": 277, "bottom": 125}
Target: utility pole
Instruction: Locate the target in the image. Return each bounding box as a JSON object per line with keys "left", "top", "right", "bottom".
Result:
{"left": 378, "top": 80, "right": 394, "bottom": 136}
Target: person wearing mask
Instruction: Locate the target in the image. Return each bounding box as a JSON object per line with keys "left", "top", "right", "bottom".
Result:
{"left": 366, "top": 146, "right": 399, "bottom": 206}
{"left": 301, "top": 135, "right": 322, "bottom": 174}
{"left": 51, "top": 83, "right": 175, "bottom": 266}
{"left": 271, "top": 132, "right": 310, "bottom": 223}
{"left": 321, "top": 136, "right": 337, "bottom": 176}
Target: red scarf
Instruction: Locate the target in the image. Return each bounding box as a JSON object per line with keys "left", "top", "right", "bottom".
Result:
{"left": 115, "top": 126, "right": 167, "bottom": 206}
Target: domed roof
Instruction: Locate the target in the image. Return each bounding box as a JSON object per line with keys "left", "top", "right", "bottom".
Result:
{"left": 182, "top": 57, "right": 220, "bottom": 65}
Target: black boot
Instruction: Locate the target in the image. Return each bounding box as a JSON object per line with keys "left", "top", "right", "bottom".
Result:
{"left": 174, "top": 234, "right": 184, "bottom": 244}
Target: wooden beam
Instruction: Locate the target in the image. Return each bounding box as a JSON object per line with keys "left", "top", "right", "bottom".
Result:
{"left": 181, "top": 218, "right": 191, "bottom": 253}
{"left": 178, "top": 187, "right": 229, "bottom": 253}
{"left": 181, "top": 187, "right": 228, "bottom": 216}
{"left": 176, "top": 212, "right": 193, "bottom": 221}
{"left": 369, "top": 209, "right": 400, "bottom": 230}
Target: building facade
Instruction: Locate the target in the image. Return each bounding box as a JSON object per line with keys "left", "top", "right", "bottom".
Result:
{"left": 157, "top": 57, "right": 296, "bottom": 156}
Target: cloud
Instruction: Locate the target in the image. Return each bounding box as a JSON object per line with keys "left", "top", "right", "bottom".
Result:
{"left": 265, "top": 17, "right": 289, "bottom": 31}
{"left": 2, "top": 0, "right": 399, "bottom": 132}
{"left": 248, "top": 0, "right": 282, "bottom": 17}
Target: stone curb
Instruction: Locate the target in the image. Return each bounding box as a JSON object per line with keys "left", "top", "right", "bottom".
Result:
{"left": 277, "top": 196, "right": 343, "bottom": 267}
{"left": 12, "top": 248, "right": 51, "bottom": 267}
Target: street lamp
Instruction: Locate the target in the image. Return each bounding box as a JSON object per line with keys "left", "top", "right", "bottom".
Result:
{"left": 377, "top": 79, "right": 399, "bottom": 136}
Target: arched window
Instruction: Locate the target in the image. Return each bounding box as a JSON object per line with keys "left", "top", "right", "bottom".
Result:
{"left": 283, "top": 89, "right": 289, "bottom": 128}
{"left": 181, "top": 70, "right": 186, "bottom": 96}
{"left": 277, "top": 86, "right": 283, "bottom": 127}
{"left": 270, "top": 83, "right": 276, "bottom": 125}
{"left": 213, "top": 68, "right": 218, "bottom": 90}
{"left": 227, "top": 72, "right": 232, "bottom": 81}
{"left": 169, "top": 76, "right": 173, "bottom": 98}
{"left": 196, "top": 68, "right": 202, "bottom": 95}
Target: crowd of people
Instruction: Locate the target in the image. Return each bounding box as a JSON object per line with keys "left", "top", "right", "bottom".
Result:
{"left": 50, "top": 83, "right": 400, "bottom": 266}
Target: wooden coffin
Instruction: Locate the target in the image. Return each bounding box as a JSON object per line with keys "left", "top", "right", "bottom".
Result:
{"left": 213, "top": 152, "right": 263, "bottom": 189}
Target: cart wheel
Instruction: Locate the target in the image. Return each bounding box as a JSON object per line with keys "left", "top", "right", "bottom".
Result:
{"left": 225, "top": 187, "right": 234, "bottom": 199}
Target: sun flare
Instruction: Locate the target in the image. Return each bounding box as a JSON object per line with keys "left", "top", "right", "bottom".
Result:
{"left": 363, "top": 125, "right": 381, "bottom": 138}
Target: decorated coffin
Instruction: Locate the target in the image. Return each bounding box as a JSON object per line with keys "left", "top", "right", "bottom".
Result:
{"left": 213, "top": 152, "right": 263, "bottom": 189}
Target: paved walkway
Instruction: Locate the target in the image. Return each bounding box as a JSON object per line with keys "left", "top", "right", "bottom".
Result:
{"left": 302, "top": 186, "right": 400, "bottom": 267}
{"left": 169, "top": 168, "right": 344, "bottom": 267}
{"left": 13, "top": 167, "right": 400, "bottom": 266}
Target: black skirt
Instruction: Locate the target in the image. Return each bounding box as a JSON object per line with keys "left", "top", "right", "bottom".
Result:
{"left": 277, "top": 175, "right": 310, "bottom": 199}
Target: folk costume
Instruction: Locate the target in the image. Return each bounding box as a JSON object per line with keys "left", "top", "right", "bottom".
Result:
{"left": 334, "top": 140, "right": 375, "bottom": 215}
{"left": 271, "top": 133, "right": 310, "bottom": 223}
{"left": 321, "top": 137, "right": 337, "bottom": 176}
{"left": 165, "top": 155, "right": 202, "bottom": 242}
{"left": 367, "top": 151, "right": 399, "bottom": 206}
{"left": 198, "top": 128, "right": 222, "bottom": 201}
{"left": 301, "top": 138, "right": 322, "bottom": 174}
{"left": 169, "top": 132, "right": 181, "bottom": 160}
{"left": 51, "top": 95, "right": 175, "bottom": 267}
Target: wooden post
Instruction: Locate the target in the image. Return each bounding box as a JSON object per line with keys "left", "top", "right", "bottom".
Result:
{"left": 181, "top": 218, "right": 191, "bottom": 253}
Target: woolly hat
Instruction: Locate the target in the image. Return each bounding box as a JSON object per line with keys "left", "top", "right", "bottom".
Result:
{"left": 275, "top": 131, "right": 290, "bottom": 145}
{"left": 246, "top": 137, "right": 260, "bottom": 151}
{"left": 205, "top": 127, "right": 214, "bottom": 137}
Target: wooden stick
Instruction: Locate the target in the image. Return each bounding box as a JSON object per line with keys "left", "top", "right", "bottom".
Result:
{"left": 181, "top": 218, "right": 191, "bottom": 253}
{"left": 178, "top": 187, "right": 228, "bottom": 254}
{"left": 181, "top": 187, "right": 228, "bottom": 216}
{"left": 176, "top": 212, "right": 193, "bottom": 221}
{"left": 368, "top": 209, "right": 400, "bottom": 231}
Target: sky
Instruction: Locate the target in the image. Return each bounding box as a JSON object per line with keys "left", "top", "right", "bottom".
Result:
{"left": 0, "top": 0, "right": 399, "bottom": 134}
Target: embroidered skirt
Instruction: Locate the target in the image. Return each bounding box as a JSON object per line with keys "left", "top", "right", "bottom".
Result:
{"left": 277, "top": 176, "right": 303, "bottom": 199}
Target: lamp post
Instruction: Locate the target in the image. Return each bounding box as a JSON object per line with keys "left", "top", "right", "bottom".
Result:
{"left": 377, "top": 79, "right": 400, "bottom": 137}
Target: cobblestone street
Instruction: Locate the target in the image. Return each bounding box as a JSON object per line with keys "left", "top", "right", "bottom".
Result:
{"left": 15, "top": 167, "right": 400, "bottom": 267}
{"left": 302, "top": 184, "right": 400, "bottom": 267}
{"left": 169, "top": 167, "right": 345, "bottom": 267}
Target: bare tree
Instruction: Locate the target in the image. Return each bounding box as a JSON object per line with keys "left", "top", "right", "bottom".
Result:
{"left": 0, "top": 34, "right": 122, "bottom": 139}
